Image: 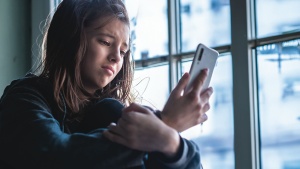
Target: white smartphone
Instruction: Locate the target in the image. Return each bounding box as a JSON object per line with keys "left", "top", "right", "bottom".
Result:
{"left": 185, "top": 43, "right": 219, "bottom": 93}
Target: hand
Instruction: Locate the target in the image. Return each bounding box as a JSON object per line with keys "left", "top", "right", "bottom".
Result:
{"left": 161, "top": 69, "right": 213, "bottom": 132}
{"left": 103, "top": 103, "right": 180, "bottom": 158}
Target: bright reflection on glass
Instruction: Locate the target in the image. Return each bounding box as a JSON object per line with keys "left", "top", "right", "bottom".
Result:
{"left": 180, "top": 0, "right": 231, "bottom": 52}
{"left": 256, "top": 0, "right": 300, "bottom": 38}
{"left": 256, "top": 39, "right": 300, "bottom": 169}
{"left": 180, "top": 54, "right": 234, "bottom": 169}
{"left": 124, "top": 0, "right": 168, "bottom": 60}
{"left": 132, "top": 65, "right": 169, "bottom": 110}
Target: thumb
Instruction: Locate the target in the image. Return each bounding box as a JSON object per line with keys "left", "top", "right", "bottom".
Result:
{"left": 121, "top": 103, "right": 151, "bottom": 122}
{"left": 171, "top": 72, "right": 190, "bottom": 97}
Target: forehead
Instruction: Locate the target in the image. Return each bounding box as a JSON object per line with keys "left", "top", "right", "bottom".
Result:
{"left": 87, "top": 17, "right": 129, "bottom": 37}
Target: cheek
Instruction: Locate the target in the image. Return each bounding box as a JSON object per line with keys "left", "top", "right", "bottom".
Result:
{"left": 116, "top": 60, "right": 124, "bottom": 74}
{"left": 83, "top": 45, "right": 101, "bottom": 71}
{"left": 81, "top": 48, "right": 98, "bottom": 78}
{"left": 81, "top": 55, "right": 93, "bottom": 75}
{"left": 80, "top": 59, "right": 92, "bottom": 82}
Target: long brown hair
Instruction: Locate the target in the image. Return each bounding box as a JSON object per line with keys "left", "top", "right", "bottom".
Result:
{"left": 39, "top": 0, "right": 133, "bottom": 113}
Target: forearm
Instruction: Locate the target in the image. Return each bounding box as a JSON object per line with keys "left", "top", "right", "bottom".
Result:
{"left": 0, "top": 91, "right": 144, "bottom": 169}
{"left": 143, "top": 110, "right": 200, "bottom": 168}
{"left": 1, "top": 122, "right": 144, "bottom": 169}
{"left": 146, "top": 137, "right": 201, "bottom": 169}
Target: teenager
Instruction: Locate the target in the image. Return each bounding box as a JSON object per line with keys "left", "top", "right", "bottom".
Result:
{"left": 0, "top": 0, "right": 213, "bottom": 168}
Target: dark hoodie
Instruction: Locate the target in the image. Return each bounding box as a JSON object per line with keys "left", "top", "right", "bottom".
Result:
{"left": 0, "top": 73, "right": 201, "bottom": 169}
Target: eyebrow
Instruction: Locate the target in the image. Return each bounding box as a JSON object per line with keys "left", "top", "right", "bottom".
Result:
{"left": 95, "top": 32, "right": 128, "bottom": 49}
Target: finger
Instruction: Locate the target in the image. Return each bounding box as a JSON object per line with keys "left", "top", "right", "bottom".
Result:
{"left": 123, "top": 103, "right": 151, "bottom": 115}
{"left": 121, "top": 110, "right": 149, "bottom": 123}
{"left": 192, "top": 69, "right": 208, "bottom": 93}
{"left": 105, "top": 123, "right": 119, "bottom": 136}
{"left": 103, "top": 129, "right": 128, "bottom": 145}
{"left": 109, "top": 122, "right": 117, "bottom": 127}
{"left": 200, "top": 113, "right": 208, "bottom": 123}
{"left": 172, "top": 72, "right": 190, "bottom": 97}
{"left": 116, "top": 118, "right": 125, "bottom": 127}
{"left": 200, "top": 87, "right": 213, "bottom": 103}
{"left": 107, "top": 122, "right": 123, "bottom": 135}
{"left": 202, "top": 103, "right": 211, "bottom": 113}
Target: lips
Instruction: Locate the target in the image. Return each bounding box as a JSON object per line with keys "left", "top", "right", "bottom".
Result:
{"left": 102, "top": 65, "right": 114, "bottom": 74}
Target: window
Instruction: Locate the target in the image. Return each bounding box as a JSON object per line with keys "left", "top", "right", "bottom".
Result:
{"left": 126, "top": 1, "right": 235, "bottom": 166}
{"left": 132, "top": 64, "right": 169, "bottom": 110}
{"left": 181, "top": 0, "right": 231, "bottom": 52}
{"left": 256, "top": 40, "right": 300, "bottom": 169}
{"left": 255, "top": 1, "right": 300, "bottom": 168}
{"left": 124, "top": 0, "right": 168, "bottom": 60}
{"left": 256, "top": 0, "right": 300, "bottom": 38}
{"left": 48, "top": 0, "right": 300, "bottom": 168}
{"left": 181, "top": 53, "right": 234, "bottom": 169}
{"left": 126, "top": 0, "right": 300, "bottom": 168}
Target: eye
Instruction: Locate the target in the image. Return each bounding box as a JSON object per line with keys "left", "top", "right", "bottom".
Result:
{"left": 120, "top": 50, "right": 127, "bottom": 57}
{"left": 98, "top": 40, "right": 110, "bottom": 46}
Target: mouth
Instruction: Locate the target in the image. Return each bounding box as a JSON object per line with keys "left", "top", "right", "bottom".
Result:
{"left": 102, "top": 65, "right": 114, "bottom": 74}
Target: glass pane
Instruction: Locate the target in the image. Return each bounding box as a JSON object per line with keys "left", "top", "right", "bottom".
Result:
{"left": 256, "top": 0, "right": 300, "bottom": 38}
{"left": 180, "top": 54, "right": 234, "bottom": 169}
{"left": 124, "top": 0, "right": 168, "bottom": 60}
{"left": 180, "top": 0, "right": 231, "bottom": 52}
{"left": 256, "top": 39, "right": 300, "bottom": 169}
{"left": 133, "top": 64, "right": 169, "bottom": 110}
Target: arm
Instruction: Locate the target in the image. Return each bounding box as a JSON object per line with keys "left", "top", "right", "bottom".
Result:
{"left": 145, "top": 137, "right": 202, "bottom": 169}
{"left": 103, "top": 103, "right": 202, "bottom": 169}
{"left": 0, "top": 88, "right": 144, "bottom": 169}
{"left": 103, "top": 103, "right": 180, "bottom": 157}
{"left": 104, "top": 70, "right": 213, "bottom": 168}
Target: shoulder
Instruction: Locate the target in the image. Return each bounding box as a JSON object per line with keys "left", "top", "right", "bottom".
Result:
{"left": 0, "top": 73, "right": 55, "bottom": 111}
{"left": 1, "top": 73, "right": 52, "bottom": 100}
{"left": 0, "top": 73, "right": 61, "bottom": 124}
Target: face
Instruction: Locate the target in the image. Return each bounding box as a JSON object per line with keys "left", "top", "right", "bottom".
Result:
{"left": 81, "top": 17, "right": 130, "bottom": 94}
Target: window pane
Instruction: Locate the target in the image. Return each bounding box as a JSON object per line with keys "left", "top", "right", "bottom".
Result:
{"left": 180, "top": 54, "right": 234, "bottom": 169}
{"left": 180, "top": 0, "right": 231, "bottom": 52}
{"left": 124, "top": 0, "right": 168, "bottom": 60}
{"left": 256, "top": 0, "right": 300, "bottom": 38}
{"left": 256, "top": 39, "right": 300, "bottom": 169}
{"left": 133, "top": 64, "right": 169, "bottom": 110}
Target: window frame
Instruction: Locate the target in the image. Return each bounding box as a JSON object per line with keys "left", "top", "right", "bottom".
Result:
{"left": 134, "top": 1, "right": 300, "bottom": 169}
{"left": 41, "top": 0, "right": 300, "bottom": 168}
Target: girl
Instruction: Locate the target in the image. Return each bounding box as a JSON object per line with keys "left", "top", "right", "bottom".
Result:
{"left": 0, "top": 0, "right": 213, "bottom": 168}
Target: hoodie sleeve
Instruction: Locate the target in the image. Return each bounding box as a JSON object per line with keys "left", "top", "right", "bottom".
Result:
{"left": 143, "top": 107, "right": 203, "bottom": 169}
{"left": 146, "top": 136, "right": 202, "bottom": 169}
{"left": 0, "top": 86, "right": 145, "bottom": 169}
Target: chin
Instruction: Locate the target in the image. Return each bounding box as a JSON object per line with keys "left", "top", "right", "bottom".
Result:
{"left": 96, "top": 79, "right": 113, "bottom": 89}
{"left": 99, "top": 83, "right": 109, "bottom": 89}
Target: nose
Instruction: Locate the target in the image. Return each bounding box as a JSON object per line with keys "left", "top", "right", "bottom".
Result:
{"left": 108, "top": 47, "right": 121, "bottom": 63}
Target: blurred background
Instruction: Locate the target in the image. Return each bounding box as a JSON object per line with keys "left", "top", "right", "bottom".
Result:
{"left": 0, "top": 0, "right": 300, "bottom": 169}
